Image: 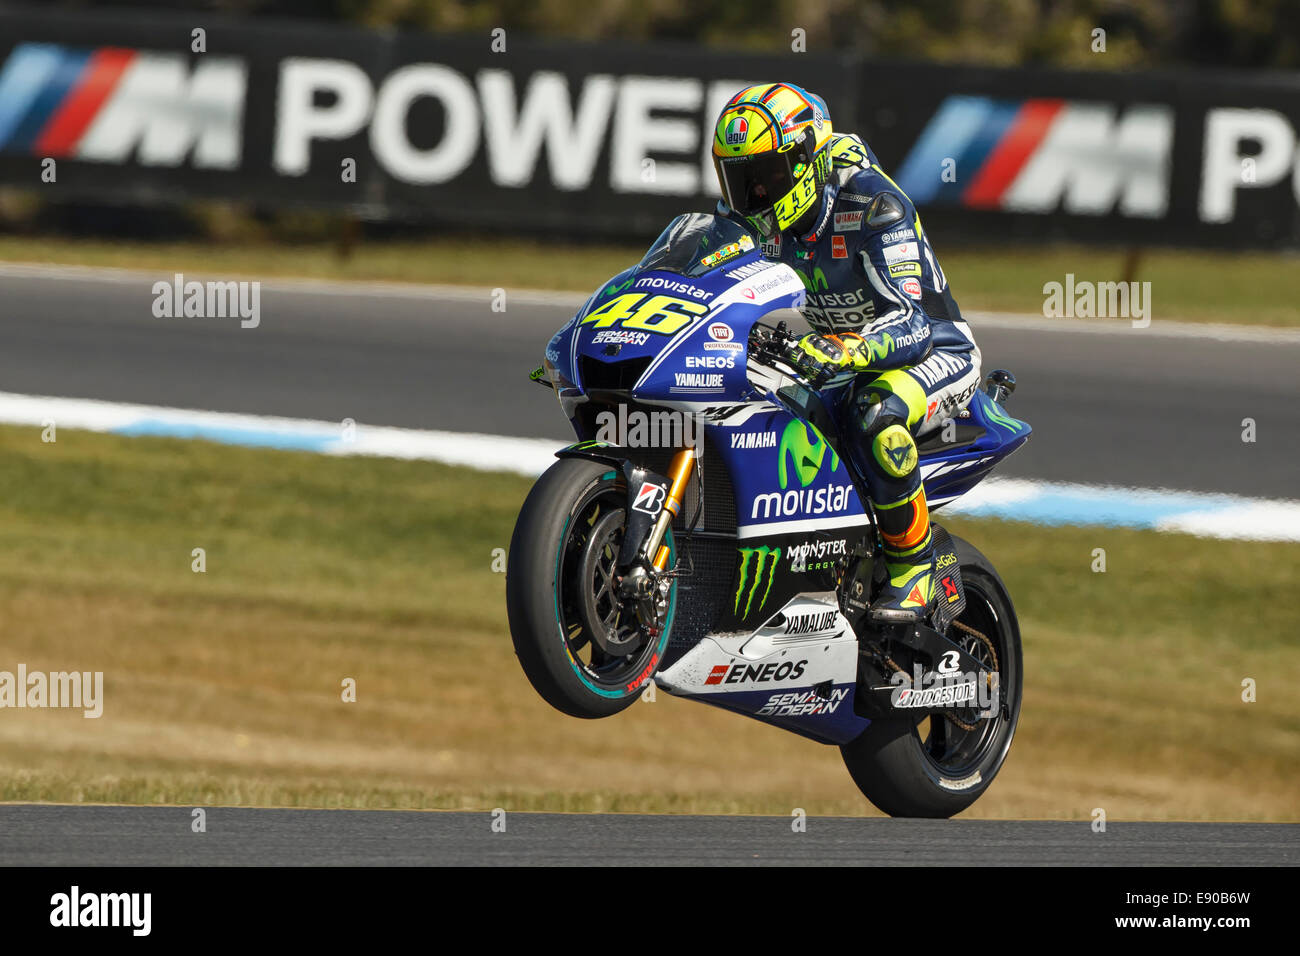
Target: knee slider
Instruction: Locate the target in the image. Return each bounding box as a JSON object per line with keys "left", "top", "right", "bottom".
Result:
{"left": 872, "top": 424, "right": 918, "bottom": 478}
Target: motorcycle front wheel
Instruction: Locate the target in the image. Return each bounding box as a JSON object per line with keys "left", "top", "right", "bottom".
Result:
{"left": 506, "top": 457, "right": 676, "bottom": 719}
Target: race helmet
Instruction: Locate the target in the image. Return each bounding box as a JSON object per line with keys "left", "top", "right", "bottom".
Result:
{"left": 712, "top": 83, "right": 834, "bottom": 237}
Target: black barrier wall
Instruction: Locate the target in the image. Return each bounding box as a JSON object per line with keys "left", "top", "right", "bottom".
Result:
{"left": 0, "top": 6, "right": 1297, "bottom": 247}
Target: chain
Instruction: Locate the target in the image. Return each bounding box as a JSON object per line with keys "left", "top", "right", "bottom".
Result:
{"left": 943, "top": 619, "right": 999, "bottom": 732}
{"left": 951, "top": 618, "right": 999, "bottom": 673}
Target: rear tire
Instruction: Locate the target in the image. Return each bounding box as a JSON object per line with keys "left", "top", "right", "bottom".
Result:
{"left": 840, "top": 535, "right": 1023, "bottom": 817}
{"left": 506, "top": 457, "right": 675, "bottom": 719}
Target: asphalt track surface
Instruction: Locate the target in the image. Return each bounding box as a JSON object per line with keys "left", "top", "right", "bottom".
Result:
{"left": 1, "top": 265, "right": 1297, "bottom": 498}
{"left": 1, "top": 806, "right": 1296, "bottom": 866}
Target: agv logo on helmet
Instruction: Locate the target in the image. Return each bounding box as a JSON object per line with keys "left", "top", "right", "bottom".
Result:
{"left": 724, "top": 116, "right": 749, "bottom": 146}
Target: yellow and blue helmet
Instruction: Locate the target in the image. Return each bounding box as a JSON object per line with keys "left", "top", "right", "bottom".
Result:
{"left": 712, "top": 83, "right": 834, "bottom": 235}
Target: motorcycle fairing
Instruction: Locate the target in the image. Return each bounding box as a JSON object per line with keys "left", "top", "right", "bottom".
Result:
{"left": 654, "top": 594, "right": 872, "bottom": 745}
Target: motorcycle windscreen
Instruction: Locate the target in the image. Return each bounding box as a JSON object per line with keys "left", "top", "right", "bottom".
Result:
{"left": 637, "top": 213, "right": 755, "bottom": 278}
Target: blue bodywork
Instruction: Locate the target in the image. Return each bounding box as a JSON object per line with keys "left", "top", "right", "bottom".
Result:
{"left": 542, "top": 215, "right": 1029, "bottom": 745}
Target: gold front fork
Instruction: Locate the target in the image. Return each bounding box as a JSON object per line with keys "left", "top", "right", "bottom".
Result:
{"left": 648, "top": 447, "right": 696, "bottom": 570}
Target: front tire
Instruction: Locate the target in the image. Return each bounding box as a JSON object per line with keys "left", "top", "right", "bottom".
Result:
{"left": 506, "top": 457, "right": 675, "bottom": 719}
{"left": 840, "top": 535, "right": 1023, "bottom": 817}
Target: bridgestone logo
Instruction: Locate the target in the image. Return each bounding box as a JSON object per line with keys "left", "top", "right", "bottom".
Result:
{"left": 889, "top": 665, "right": 999, "bottom": 713}
{"left": 894, "top": 681, "right": 977, "bottom": 708}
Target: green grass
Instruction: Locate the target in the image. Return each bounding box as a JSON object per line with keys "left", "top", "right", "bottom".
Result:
{"left": 0, "top": 424, "right": 1296, "bottom": 819}
{"left": 1, "top": 235, "right": 1296, "bottom": 327}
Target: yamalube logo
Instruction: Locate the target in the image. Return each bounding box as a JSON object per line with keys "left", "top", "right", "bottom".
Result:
{"left": 152, "top": 273, "right": 260, "bottom": 328}
{"left": 674, "top": 372, "right": 723, "bottom": 389}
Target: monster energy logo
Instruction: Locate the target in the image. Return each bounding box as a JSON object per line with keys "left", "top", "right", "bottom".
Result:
{"left": 779, "top": 420, "right": 840, "bottom": 489}
{"left": 735, "top": 546, "right": 780, "bottom": 618}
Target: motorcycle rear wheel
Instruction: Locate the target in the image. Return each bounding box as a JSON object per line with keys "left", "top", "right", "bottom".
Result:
{"left": 840, "top": 534, "right": 1023, "bottom": 817}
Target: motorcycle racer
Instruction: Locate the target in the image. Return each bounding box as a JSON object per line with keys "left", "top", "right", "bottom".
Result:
{"left": 711, "top": 82, "right": 982, "bottom": 623}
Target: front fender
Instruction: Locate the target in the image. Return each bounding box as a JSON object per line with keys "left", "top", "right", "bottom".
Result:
{"left": 555, "top": 442, "right": 672, "bottom": 568}
{"left": 554, "top": 440, "right": 632, "bottom": 469}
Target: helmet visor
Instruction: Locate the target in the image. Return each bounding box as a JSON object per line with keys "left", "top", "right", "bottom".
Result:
{"left": 715, "top": 129, "right": 816, "bottom": 216}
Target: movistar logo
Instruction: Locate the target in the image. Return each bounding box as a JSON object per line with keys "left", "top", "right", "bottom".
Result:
{"left": 603, "top": 276, "right": 635, "bottom": 297}
{"left": 779, "top": 420, "right": 840, "bottom": 489}
{"left": 797, "top": 267, "right": 829, "bottom": 292}
{"left": 735, "top": 546, "right": 780, "bottom": 618}
{"left": 864, "top": 333, "right": 894, "bottom": 363}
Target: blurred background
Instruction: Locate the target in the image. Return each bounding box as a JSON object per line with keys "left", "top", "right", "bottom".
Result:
{"left": 0, "top": 0, "right": 1296, "bottom": 821}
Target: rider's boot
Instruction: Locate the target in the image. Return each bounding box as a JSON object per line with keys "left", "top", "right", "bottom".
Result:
{"left": 869, "top": 481, "right": 936, "bottom": 624}
{"left": 848, "top": 387, "right": 937, "bottom": 623}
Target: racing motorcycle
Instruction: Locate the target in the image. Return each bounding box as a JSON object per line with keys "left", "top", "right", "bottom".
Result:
{"left": 507, "top": 212, "right": 1030, "bottom": 818}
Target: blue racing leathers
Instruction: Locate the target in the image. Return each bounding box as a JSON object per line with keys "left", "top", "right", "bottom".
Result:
{"left": 719, "top": 132, "right": 983, "bottom": 612}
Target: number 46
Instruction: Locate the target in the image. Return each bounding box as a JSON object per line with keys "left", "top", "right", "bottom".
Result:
{"left": 581, "top": 293, "right": 707, "bottom": 335}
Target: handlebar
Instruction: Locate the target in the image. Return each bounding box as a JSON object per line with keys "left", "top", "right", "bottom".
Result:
{"left": 748, "top": 320, "right": 841, "bottom": 390}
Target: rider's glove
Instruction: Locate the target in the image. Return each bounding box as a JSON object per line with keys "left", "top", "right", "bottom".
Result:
{"left": 788, "top": 333, "right": 846, "bottom": 386}
{"left": 830, "top": 332, "right": 875, "bottom": 370}
{"left": 789, "top": 332, "right": 874, "bottom": 385}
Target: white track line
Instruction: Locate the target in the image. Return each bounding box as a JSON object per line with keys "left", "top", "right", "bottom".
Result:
{"left": 3, "top": 391, "right": 1297, "bottom": 542}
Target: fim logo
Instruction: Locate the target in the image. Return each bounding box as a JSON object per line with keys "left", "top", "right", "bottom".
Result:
{"left": 735, "top": 546, "right": 780, "bottom": 619}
